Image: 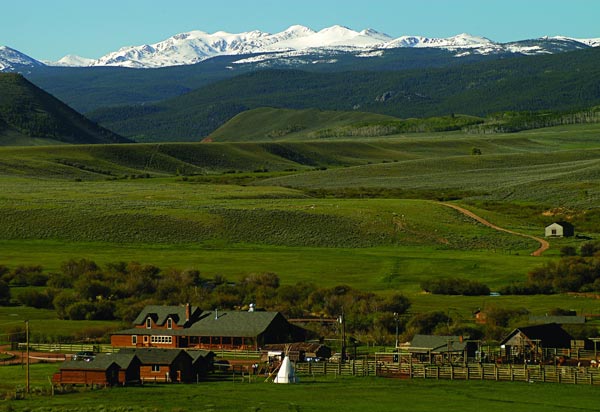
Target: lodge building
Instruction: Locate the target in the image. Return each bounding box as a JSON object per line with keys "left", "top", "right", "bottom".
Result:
{"left": 110, "top": 304, "right": 306, "bottom": 350}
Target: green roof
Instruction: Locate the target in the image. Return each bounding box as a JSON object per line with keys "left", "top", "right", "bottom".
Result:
{"left": 133, "top": 305, "right": 200, "bottom": 327}
{"left": 118, "top": 348, "right": 191, "bottom": 365}
{"left": 60, "top": 353, "right": 137, "bottom": 371}
{"left": 187, "top": 311, "right": 281, "bottom": 337}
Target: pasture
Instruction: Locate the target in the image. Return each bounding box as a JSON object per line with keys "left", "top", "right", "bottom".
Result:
{"left": 1, "top": 123, "right": 600, "bottom": 339}
{"left": 2, "top": 364, "right": 600, "bottom": 412}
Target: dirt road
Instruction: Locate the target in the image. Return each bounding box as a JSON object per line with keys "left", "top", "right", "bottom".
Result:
{"left": 440, "top": 202, "right": 549, "bottom": 256}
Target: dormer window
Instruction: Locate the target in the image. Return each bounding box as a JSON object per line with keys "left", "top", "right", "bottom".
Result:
{"left": 167, "top": 318, "right": 173, "bottom": 329}
{"left": 146, "top": 317, "right": 151, "bottom": 329}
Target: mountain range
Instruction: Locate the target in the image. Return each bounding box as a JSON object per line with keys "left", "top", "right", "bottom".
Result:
{"left": 2, "top": 25, "right": 600, "bottom": 71}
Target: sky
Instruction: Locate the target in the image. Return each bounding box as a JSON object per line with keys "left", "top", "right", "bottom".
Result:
{"left": 2, "top": 0, "right": 600, "bottom": 61}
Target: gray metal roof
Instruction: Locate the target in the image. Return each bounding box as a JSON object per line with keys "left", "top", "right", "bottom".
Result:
{"left": 408, "top": 334, "right": 467, "bottom": 353}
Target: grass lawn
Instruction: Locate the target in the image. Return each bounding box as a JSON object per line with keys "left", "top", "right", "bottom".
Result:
{"left": 2, "top": 364, "right": 600, "bottom": 412}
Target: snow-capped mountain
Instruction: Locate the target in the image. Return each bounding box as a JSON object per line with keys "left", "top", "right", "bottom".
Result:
{"left": 51, "top": 54, "right": 96, "bottom": 67}
{"left": 0, "top": 46, "right": 44, "bottom": 72}
{"left": 82, "top": 25, "right": 395, "bottom": 68}
{"left": 2, "top": 25, "right": 600, "bottom": 71}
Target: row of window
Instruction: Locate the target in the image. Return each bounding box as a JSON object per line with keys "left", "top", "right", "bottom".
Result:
{"left": 131, "top": 335, "right": 173, "bottom": 345}
{"left": 151, "top": 335, "right": 173, "bottom": 344}
{"left": 146, "top": 317, "right": 173, "bottom": 329}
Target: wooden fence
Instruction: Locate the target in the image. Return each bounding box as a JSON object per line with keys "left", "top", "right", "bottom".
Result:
{"left": 17, "top": 343, "right": 118, "bottom": 353}
{"left": 296, "top": 360, "right": 600, "bottom": 385}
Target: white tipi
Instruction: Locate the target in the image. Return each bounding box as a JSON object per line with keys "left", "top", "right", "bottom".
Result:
{"left": 273, "top": 355, "right": 298, "bottom": 383}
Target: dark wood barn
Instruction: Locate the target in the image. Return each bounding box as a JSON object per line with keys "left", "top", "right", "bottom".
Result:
{"left": 500, "top": 323, "right": 574, "bottom": 362}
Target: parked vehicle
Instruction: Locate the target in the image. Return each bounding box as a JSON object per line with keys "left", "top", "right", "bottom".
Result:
{"left": 72, "top": 351, "right": 95, "bottom": 361}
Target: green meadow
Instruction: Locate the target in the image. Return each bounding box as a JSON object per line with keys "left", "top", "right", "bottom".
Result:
{"left": 1, "top": 123, "right": 600, "bottom": 336}
{"left": 2, "top": 364, "right": 600, "bottom": 412}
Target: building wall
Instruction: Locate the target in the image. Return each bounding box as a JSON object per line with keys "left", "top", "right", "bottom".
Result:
{"left": 140, "top": 364, "right": 172, "bottom": 382}
{"left": 56, "top": 369, "right": 116, "bottom": 385}
{"left": 111, "top": 334, "right": 179, "bottom": 349}
{"left": 545, "top": 223, "right": 564, "bottom": 237}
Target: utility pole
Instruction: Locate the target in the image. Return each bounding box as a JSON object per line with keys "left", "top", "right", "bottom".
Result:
{"left": 25, "top": 320, "right": 30, "bottom": 394}
{"left": 393, "top": 312, "right": 399, "bottom": 349}
{"left": 338, "top": 311, "right": 346, "bottom": 363}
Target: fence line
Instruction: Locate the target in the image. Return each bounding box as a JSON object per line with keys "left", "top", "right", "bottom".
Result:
{"left": 296, "top": 360, "right": 600, "bottom": 386}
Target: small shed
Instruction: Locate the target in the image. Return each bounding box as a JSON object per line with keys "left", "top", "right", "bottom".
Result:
{"left": 52, "top": 355, "right": 139, "bottom": 386}
{"left": 120, "top": 348, "right": 193, "bottom": 383}
{"left": 187, "top": 349, "right": 216, "bottom": 379}
{"left": 545, "top": 222, "right": 574, "bottom": 238}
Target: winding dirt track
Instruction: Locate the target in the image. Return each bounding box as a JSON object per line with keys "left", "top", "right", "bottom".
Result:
{"left": 440, "top": 202, "right": 549, "bottom": 256}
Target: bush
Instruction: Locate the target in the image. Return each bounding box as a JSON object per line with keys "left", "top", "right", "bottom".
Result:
{"left": 421, "top": 277, "right": 490, "bottom": 296}
{"left": 17, "top": 289, "right": 53, "bottom": 309}
{"left": 0, "top": 280, "right": 10, "bottom": 305}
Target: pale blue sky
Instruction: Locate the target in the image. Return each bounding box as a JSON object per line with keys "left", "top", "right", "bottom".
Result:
{"left": 2, "top": 0, "right": 599, "bottom": 61}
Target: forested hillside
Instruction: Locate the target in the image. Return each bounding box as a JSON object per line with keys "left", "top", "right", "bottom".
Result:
{"left": 0, "top": 73, "right": 129, "bottom": 145}
{"left": 87, "top": 47, "right": 600, "bottom": 141}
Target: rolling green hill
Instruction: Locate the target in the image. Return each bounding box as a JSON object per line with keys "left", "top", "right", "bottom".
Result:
{"left": 1, "top": 123, "right": 600, "bottom": 211}
{"left": 88, "top": 47, "right": 600, "bottom": 141}
{"left": 0, "top": 73, "right": 130, "bottom": 146}
{"left": 206, "top": 108, "right": 484, "bottom": 142}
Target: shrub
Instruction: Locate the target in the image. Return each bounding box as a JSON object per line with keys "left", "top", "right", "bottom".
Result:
{"left": 421, "top": 277, "right": 490, "bottom": 296}
{"left": 17, "top": 289, "right": 53, "bottom": 309}
{"left": 0, "top": 280, "right": 10, "bottom": 305}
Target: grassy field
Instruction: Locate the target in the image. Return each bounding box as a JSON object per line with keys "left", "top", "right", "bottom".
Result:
{"left": 2, "top": 364, "right": 600, "bottom": 412}
{"left": 1, "top": 123, "right": 600, "bottom": 339}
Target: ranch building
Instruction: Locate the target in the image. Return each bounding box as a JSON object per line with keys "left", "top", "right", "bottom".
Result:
{"left": 545, "top": 222, "right": 574, "bottom": 237}
{"left": 404, "top": 334, "right": 477, "bottom": 364}
{"left": 111, "top": 304, "right": 306, "bottom": 351}
{"left": 52, "top": 352, "right": 141, "bottom": 386}
{"left": 499, "top": 323, "right": 574, "bottom": 363}
{"left": 119, "top": 348, "right": 194, "bottom": 383}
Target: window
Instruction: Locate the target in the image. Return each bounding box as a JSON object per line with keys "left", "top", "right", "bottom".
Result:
{"left": 152, "top": 364, "right": 160, "bottom": 372}
{"left": 167, "top": 318, "right": 172, "bottom": 329}
{"left": 146, "top": 318, "right": 151, "bottom": 329}
{"left": 132, "top": 335, "right": 137, "bottom": 345}
{"left": 151, "top": 335, "right": 172, "bottom": 344}
{"left": 143, "top": 336, "right": 148, "bottom": 343}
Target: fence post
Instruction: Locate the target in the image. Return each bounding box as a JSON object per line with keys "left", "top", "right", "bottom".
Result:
{"left": 495, "top": 364, "right": 499, "bottom": 381}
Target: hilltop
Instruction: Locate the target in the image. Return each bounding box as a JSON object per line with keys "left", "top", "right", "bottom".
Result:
{"left": 0, "top": 73, "right": 130, "bottom": 145}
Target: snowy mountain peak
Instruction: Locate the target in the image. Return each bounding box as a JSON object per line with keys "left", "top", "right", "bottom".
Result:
{"left": 0, "top": 46, "right": 43, "bottom": 71}
{"left": 5, "top": 25, "right": 597, "bottom": 71}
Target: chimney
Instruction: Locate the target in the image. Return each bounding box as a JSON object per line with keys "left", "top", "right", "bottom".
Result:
{"left": 185, "top": 303, "right": 191, "bottom": 322}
